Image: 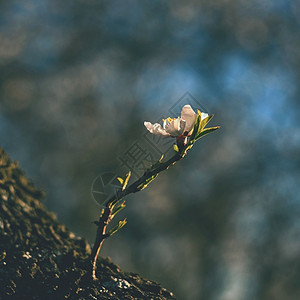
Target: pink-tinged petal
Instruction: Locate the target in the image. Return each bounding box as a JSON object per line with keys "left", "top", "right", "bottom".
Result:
{"left": 153, "top": 123, "right": 172, "bottom": 136}
{"left": 144, "top": 121, "right": 171, "bottom": 136}
{"left": 181, "top": 105, "right": 197, "bottom": 132}
{"left": 165, "top": 118, "right": 186, "bottom": 136}
{"left": 177, "top": 118, "right": 186, "bottom": 133}
{"left": 144, "top": 121, "right": 154, "bottom": 132}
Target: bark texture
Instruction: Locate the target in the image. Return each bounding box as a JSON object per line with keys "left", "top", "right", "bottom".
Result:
{"left": 0, "top": 147, "right": 175, "bottom": 299}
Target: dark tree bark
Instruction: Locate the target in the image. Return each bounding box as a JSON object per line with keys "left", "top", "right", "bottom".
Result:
{"left": 0, "top": 147, "right": 175, "bottom": 299}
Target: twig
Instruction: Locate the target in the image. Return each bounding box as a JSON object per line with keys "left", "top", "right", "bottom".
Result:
{"left": 89, "top": 109, "right": 220, "bottom": 280}
{"left": 90, "top": 151, "right": 184, "bottom": 280}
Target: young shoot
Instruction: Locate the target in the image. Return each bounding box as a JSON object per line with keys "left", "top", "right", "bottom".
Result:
{"left": 90, "top": 104, "right": 220, "bottom": 280}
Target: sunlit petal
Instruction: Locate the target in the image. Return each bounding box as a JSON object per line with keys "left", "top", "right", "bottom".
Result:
{"left": 165, "top": 118, "right": 185, "bottom": 136}
{"left": 144, "top": 121, "right": 171, "bottom": 136}
{"left": 181, "top": 105, "right": 197, "bottom": 132}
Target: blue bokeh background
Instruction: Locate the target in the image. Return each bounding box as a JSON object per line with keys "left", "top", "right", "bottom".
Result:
{"left": 1, "top": 1, "right": 299, "bottom": 299}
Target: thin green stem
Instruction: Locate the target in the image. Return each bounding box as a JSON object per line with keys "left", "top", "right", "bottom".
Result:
{"left": 90, "top": 150, "right": 185, "bottom": 280}
{"left": 89, "top": 111, "right": 220, "bottom": 279}
{"left": 105, "top": 151, "right": 184, "bottom": 207}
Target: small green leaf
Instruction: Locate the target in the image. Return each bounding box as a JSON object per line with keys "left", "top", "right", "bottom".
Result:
{"left": 200, "top": 114, "right": 214, "bottom": 131}
{"left": 197, "top": 109, "right": 203, "bottom": 119}
{"left": 195, "top": 126, "right": 220, "bottom": 141}
{"left": 117, "top": 177, "right": 124, "bottom": 185}
{"left": 137, "top": 173, "right": 158, "bottom": 190}
{"left": 108, "top": 218, "right": 127, "bottom": 237}
{"left": 111, "top": 201, "right": 126, "bottom": 218}
{"left": 173, "top": 144, "right": 179, "bottom": 152}
{"left": 122, "top": 171, "right": 131, "bottom": 191}
{"left": 182, "top": 144, "right": 193, "bottom": 157}
{"left": 189, "top": 114, "right": 201, "bottom": 143}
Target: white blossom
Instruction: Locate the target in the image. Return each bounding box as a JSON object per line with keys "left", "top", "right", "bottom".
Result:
{"left": 144, "top": 104, "right": 208, "bottom": 137}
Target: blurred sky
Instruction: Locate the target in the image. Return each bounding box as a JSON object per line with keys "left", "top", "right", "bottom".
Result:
{"left": 1, "top": 1, "right": 300, "bottom": 299}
